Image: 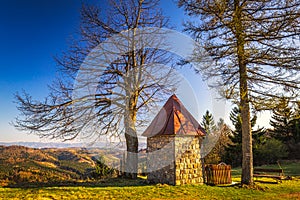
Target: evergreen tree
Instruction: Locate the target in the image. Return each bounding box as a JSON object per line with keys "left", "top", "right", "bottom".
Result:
{"left": 201, "top": 110, "right": 217, "bottom": 135}
{"left": 290, "top": 102, "right": 300, "bottom": 144}
{"left": 223, "top": 107, "right": 265, "bottom": 167}
{"left": 289, "top": 117, "right": 300, "bottom": 159}
{"left": 290, "top": 119, "right": 300, "bottom": 144}
{"left": 223, "top": 107, "right": 242, "bottom": 167}
{"left": 269, "top": 98, "right": 293, "bottom": 142}
{"left": 270, "top": 98, "right": 300, "bottom": 159}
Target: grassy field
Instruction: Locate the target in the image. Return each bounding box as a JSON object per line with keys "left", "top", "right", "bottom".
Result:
{"left": 0, "top": 179, "right": 299, "bottom": 200}
{"left": 0, "top": 161, "right": 299, "bottom": 200}
{"left": 231, "top": 160, "right": 300, "bottom": 177}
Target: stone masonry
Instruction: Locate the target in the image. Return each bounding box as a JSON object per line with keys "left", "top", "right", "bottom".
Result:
{"left": 142, "top": 95, "right": 206, "bottom": 186}
{"left": 147, "top": 135, "right": 204, "bottom": 185}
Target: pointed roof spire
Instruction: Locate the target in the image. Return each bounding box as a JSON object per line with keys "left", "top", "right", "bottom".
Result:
{"left": 142, "top": 94, "right": 206, "bottom": 137}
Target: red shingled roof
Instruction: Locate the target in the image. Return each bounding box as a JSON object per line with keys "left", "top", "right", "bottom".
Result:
{"left": 142, "top": 94, "right": 206, "bottom": 137}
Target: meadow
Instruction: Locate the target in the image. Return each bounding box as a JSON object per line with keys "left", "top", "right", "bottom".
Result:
{"left": 0, "top": 161, "right": 299, "bottom": 200}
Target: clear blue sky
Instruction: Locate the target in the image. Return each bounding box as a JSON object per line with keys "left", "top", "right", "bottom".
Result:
{"left": 0, "top": 0, "right": 84, "bottom": 142}
{"left": 0, "top": 0, "right": 242, "bottom": 142}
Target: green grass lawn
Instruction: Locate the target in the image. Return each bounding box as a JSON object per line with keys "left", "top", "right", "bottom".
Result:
{"left": 231, "top": 160, "right": 300, "bottom": 177}
{"left": 1, "top": 179, "right": 299, "bottom": 200}
{"left": 0, "top": 161, "right": 299, "bottom": 200}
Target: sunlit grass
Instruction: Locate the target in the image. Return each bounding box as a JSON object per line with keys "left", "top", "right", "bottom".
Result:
{"left": 0, "top": 161, "right": 299, "bottom": 200}
{"left": 0, "top": 178, "right": 299, "bottom": 200}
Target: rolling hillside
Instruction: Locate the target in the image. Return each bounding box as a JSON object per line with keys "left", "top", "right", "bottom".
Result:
{"left": 0, "top": 145, "right": 121, "bottom": 186}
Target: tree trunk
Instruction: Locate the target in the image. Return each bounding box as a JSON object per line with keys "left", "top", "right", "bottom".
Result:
{"left": 240, "top": 75, "right": 253, "bottom": 185}
{"left": 124, "top": 94, "right": 139, "bottom": 179}
{"left": 124, "top": 125, "right": 138, "bottom": 179}
{"left": 234, "top": 0, "right": 253, "bottom": 185}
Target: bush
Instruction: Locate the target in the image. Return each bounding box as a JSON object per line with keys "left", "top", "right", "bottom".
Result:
{"left": 286, "top": 140, "right": 300, "bottom": 159}
{"left": 92, "top": 156, "right": 116, "bottom": 179}
{"left": 254, "top": 138, "right": 288, "bottom": 166}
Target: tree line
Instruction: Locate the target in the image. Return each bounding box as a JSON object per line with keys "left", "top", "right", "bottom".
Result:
{"left": 202, "top": 103, "right": 300, "bottom": 168}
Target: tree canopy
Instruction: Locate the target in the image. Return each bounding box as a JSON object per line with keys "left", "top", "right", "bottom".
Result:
{"left": 14, "top": 0, "right": 177, "bottom": 178}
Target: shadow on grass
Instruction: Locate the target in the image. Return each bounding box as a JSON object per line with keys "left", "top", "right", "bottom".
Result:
{"left": 254, "top": 180, "right": 280, "bottom": 184}
{"left": 5, "top": 177, "right": 151, "bottom": 189}
{"left": 215, "top": 182, "right": 268, "bottom": 191}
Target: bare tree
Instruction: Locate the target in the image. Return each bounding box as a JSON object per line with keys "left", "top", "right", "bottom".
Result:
{"left": 179, "top": 0, "right": 300, "bottom": 185}
{"left": 14, "top": 0, "right": 177, "bottom": 179}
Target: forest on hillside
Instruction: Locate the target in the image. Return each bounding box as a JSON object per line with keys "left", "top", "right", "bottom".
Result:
{"left": 0, "top": 145, "right": 121, "bottom": 187}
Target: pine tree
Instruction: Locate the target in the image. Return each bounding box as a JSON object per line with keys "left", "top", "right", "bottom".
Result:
{"left": 289, "top": 117, "right": 300, "bottom": 159}
{"left": 269, "top": 98, "right": 293, "bottom": 142}
{"left": 290, "top": 102, "right": 300, "bottom": 144}
{"left": 224, "top": 107, "right": 265, "bottom": 167}
{"left": 270, "top": 99, "right": 300, "bottom": 159}
{"left": 223, "top": 107, "right": 242, "bottom": 167}
{"left": 201, "top": 110, "right": 217, "bottom": 135}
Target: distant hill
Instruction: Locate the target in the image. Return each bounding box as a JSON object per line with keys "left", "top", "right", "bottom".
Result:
{"left": 0, "top": 142, "right": 108, "bottom": 149}
{"left": 0, "top": 145, "right": 122, "bottom": 187}
{"left": 0, "top": 141, "right": 146, "bottom": 149}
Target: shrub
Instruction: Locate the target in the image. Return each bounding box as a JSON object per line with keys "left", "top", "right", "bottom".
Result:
{"left": 254, "top": 138, "right": 288, "bottom": 166}
{"left": 92, "top": 156, "right": 116, "bottom": 179}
